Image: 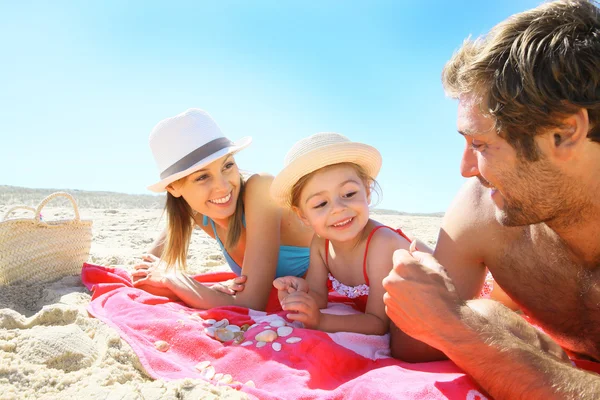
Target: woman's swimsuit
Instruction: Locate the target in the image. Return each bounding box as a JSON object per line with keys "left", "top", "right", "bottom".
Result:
{"left": 203, "top": 214, "right": 309, "bottom": 278}
{"left": 325, "top": 225, "right": 412, "bottom": 312}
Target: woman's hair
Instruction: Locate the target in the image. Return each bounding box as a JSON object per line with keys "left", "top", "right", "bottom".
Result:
{"left": 290, "top": 162, "right": 380, "bottom": 209}
{"left": 442, "top": 0, "right": 600, "bottom": 160}
{"left": 161, "top": 176, "right": 246, "bottom": 271}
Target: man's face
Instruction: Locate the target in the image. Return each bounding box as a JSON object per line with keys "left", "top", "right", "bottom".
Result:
{"left": 456, "top": 94, "right": 569, "bottom": 227}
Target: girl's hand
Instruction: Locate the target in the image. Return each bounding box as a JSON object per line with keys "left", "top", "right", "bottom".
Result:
{"left": 280, "top": 291, "right": 320, "bottom": 329}
{"left": 273, "top": 276, "right": 310, "bottom": 303}
{"left": 212, "top": 275, "right": 247, "bottom": 296}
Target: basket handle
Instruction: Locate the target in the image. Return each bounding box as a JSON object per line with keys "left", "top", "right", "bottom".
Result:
{"left": 2, "top": 206, "right": 37, "bottom": 221}
{"left": 35, "top": 192, "right": 81, "bottom": 222}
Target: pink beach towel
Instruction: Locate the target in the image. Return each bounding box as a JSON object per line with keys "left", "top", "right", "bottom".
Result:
{"left": 81, "top": 263, "right": 597, "bottom": 400}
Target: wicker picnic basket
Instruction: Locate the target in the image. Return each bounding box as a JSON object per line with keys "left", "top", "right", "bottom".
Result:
{"left": 0, "top": 192, "right": 92, "bottom": 285}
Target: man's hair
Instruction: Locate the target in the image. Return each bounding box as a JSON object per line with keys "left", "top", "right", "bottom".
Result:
{"left": 442, "top": 0, "right": 600, "bottom": 160}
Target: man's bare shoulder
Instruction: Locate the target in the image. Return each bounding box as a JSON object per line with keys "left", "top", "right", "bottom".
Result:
{"left": 440, "top": 178, "right": 500, "bottom": 249}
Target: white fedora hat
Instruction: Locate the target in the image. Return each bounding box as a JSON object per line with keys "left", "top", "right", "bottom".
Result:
{"left": 147, "top": 108, "right": 252, "bottom": 192}
{"left": 270, "top": 132, "right": 382, "bottom": 207}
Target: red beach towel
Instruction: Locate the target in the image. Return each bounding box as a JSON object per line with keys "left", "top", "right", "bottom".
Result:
{"left": 81, "top": 263, "right": 597, "bottom": 400}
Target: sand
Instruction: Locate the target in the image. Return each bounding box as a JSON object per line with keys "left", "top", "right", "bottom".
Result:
{"left": 0, "top": 191, "right": 442, "bottom": 399}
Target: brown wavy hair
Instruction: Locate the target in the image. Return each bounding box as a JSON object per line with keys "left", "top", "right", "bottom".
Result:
{"left": 442, "top": 0, "right": 600, "bottom": 160}
{"left": 161, "top": 176, "right": 246, "bottom": 271}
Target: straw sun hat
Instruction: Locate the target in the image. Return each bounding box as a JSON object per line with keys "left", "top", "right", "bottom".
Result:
{"left": 270, "top": 132, "right": 382, "bottom": 207}
{"left": 148, "top": 108, "right": 252, "bottom": 192}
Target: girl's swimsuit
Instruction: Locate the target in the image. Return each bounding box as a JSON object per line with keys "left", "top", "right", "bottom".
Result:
{"left": 325, "top": 225, "right": 411, "bottom": 312}
{"left": 203, "top": 214, "right": 309, "bottom": 278}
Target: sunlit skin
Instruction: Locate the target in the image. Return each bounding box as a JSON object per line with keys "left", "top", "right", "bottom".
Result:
{"left": 294, "top": 164, "right": 371, "bottom": 249}
{"left": 166, "top": 155, "right": 240, "bottom": 225}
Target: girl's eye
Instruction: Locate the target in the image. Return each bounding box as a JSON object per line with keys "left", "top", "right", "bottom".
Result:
{"left": 313, "top": 201, "right": 327, "bottom": 209}
{"left": 343, "top": 191, "right": 357, "bottom": 199}
{"left": 224, "top": 162, "right": 235, "bottom": 170}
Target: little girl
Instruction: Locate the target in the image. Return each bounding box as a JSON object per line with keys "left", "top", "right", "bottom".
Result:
{"left": 270, "top": 132, "right": 413, "bottom": 336}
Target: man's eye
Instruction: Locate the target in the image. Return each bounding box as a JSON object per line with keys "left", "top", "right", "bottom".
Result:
{"left": 343, "top": 191, "right": 357, "bottom": 198}
{"left": 470, "top": 140, "right": 486, "bottom": 150}
{"left": 313, "top": 201, "right": 327, "bottom": 209}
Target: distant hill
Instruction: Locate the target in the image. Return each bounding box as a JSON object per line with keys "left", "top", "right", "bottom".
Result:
{"left": 0, "top": 185, "right": 444, "bottom": 216}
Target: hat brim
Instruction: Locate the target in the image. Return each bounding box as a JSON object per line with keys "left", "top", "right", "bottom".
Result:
{"left": 147, "top": 136, "right": 252, "bottom": 193}
{"left": 270, "top": 142, "right": 382, "bottom": 208}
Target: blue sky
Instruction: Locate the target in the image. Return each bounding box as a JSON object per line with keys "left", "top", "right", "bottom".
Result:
{"left": 1, "top": 0, "right": 542, "bottom": 213}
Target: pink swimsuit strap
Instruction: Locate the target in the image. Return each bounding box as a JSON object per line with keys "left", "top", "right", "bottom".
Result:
{"left": 325, "top": 225, "right": 411, "bottom": 286}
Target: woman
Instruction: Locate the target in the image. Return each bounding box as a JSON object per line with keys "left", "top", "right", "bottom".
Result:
{"left": 132, "top": 108, "right": 313, "bottom": 311}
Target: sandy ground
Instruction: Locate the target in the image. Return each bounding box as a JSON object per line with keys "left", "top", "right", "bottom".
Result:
{"left": 0, "top": 195, "right": 442, "bottom": 400}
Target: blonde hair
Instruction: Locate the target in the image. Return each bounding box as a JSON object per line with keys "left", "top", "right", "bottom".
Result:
{"left": 162, "top": 176, "right": 246, "bottom": 271}
{"left": 290, "top": 162, "right": 379, "bottom": 209}
{"left": 442, "top": 0, "right": 600, "bottom": 160}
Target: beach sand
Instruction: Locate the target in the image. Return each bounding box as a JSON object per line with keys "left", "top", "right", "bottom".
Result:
{"left": 0, "top": 191, "right": 442, "bottom": 399}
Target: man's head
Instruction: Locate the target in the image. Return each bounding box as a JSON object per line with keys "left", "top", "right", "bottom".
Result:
{"left": 443, "top": 0, "right": 600, "bottom": 161}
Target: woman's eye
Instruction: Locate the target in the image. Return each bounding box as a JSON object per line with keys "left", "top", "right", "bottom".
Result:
{"left": 195, "top": 174, "right": 209, "bottom": 182}
{"left": 224, "top": 162, "right": 235, "bottom": 170}
{"left": 313, "top": 201, "right": 327, "bottom": 209}
{"left": 343, "top": 191, "right": 357, "bottom": 198}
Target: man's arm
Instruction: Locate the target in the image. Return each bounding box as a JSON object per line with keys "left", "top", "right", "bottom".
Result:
{"left": 383, "top": 249, "right": 599, "bottom": 400}
{"left": 445, "top": 299, "right": 600, "bottom": 400}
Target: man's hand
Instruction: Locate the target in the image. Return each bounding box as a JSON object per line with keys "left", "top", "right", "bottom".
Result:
{"left": 382, "top": 246, "right": 463, "bottom": 349}
{"left": 279, "top": 290, "right": 321, "bottom": 329}
{"left": 273, "top": 276, "right": 310, "bottom": 303}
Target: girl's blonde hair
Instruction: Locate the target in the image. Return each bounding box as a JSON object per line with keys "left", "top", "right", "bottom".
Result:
{"left": 290, "top": 162, "right": 379, "bottom": 209}
{"left": 161, "top": 176, "right": 246, "bottom": 271}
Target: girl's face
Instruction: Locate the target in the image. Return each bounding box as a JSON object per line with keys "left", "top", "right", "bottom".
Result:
{"left": 294, "top": 164, "right": 371, "bottom": 243}
{"left": 167, "top": 155, "right": 241, "bottom": 221}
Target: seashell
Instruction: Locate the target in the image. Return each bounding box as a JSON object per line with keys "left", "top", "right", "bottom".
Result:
{"left": 154, "top": 340, "right": 169, "bottom": 352}
{"left": 213, "top": 318, "right": 229, "bottom": 328}
{"left": 241, "top": 341, "right": 253, "bottom": 347}
{"left": 256, "top": 341, "right": 267, "bottom": 348}
{"left": 277, "top": 326, "right": 293, "bottom": 337}
{"left": 249, "top": 324, "right": 259, "bottom": 330}
{"left": 205, "top": 319, "right": 217, "bottom": 325}
{"left": 233, "top": 332, "right": 245, "bottom": 344}
{"left": 215, "top": 328, "right": 235, "bottom": 342}
{"left": 255, "top": 330, "right": 278, "bottom": 342}
{"left": 226, "top": 324, "right": 241, "bottom": 332}
{"left": 219, "top": 374, "right": 233, "bottom": 384}
{"left": 244, "top": 380, "right": 256, "bottom": 388}
{"left": 189, "top": 314, "right": 203, "bottom": 322}
{"left": 205, "top": 327, "right": 216, "bottom": 337}
{"left": 200, "top": 365, "right": 215, "bottom": 380}
{"left": 270, "top": 319, "right": 286, "bottom": 327}
{"left": 272, "top": 342, "right": 282, "bottom": 352}
{"left": 194, "top": 360, "right": 211, "bottom": 371}
{"left": 240, "top": 324, "right": 251, "bottom": 332}
{"left": 213, "top": 373, "right": 224, "bottom": 381}
{"left": 285, "top": 337, "right": 302, "bottom": 344}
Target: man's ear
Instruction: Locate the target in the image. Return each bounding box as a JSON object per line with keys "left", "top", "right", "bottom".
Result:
{"left": 550, "top": 108, "right": 589, "bottom": 161}
{"left": 292, "top": 206, "right": 311, "bottom": 227}
{"left": 166, "top": 182, "right": 183, "bottom": 198}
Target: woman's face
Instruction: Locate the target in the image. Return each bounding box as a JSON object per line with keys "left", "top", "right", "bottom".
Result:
{"left": 167, "top": 154, "right": 241, "bottom": 221}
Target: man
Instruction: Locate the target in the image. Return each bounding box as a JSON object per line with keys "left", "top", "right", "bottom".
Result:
{"left": 383, "top": 0, "right": 600, "bottom": 398}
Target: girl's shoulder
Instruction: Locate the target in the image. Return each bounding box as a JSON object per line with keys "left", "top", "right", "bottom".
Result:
{"left": 365, "top": 220, "right": 411, "bottom": 254}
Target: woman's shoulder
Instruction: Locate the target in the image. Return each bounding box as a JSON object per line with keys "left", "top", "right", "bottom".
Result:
{"left": 243, "top": 172, "right": 278, "bottom": 212}
{"left": 244, "top": 173, "right": 275, "bottom": 193}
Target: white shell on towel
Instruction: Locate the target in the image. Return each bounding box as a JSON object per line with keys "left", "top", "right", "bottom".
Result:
{"left": 277, "top": 326, "right": 293, "bottom": 337}
{"left": 205, "top": 319, "right": 217, "bottom": 325}
{"left": 194, "top": 360, "right": 211, "bottom": 371}
{"left": 213, "top": 318, "right": 229, "bottom": 328}
{"left": 200, "top": 365, "right": 216, "bottom": 380}
{"left": 154, "top": 340, "right": 169, "bottom": 352}
{"left": 256, "top": 341, "right": 267, "bottom": 348}
{"left": 241, "top": 341, "right": 253, "bottom": 347}
{"left": 226, "top": 324, "right": 241, "bottom": 332}
{"left": 286, "top": 337, "right": 302, "bottom": 344}
{"left": 255, "top": 330, "right": 278, "bottom": 342}
{"left": 272, "top": 342, "right": 282, "bottom": 352}
{"left": 269, "top": 319, "right": 286, "bottom": 327}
